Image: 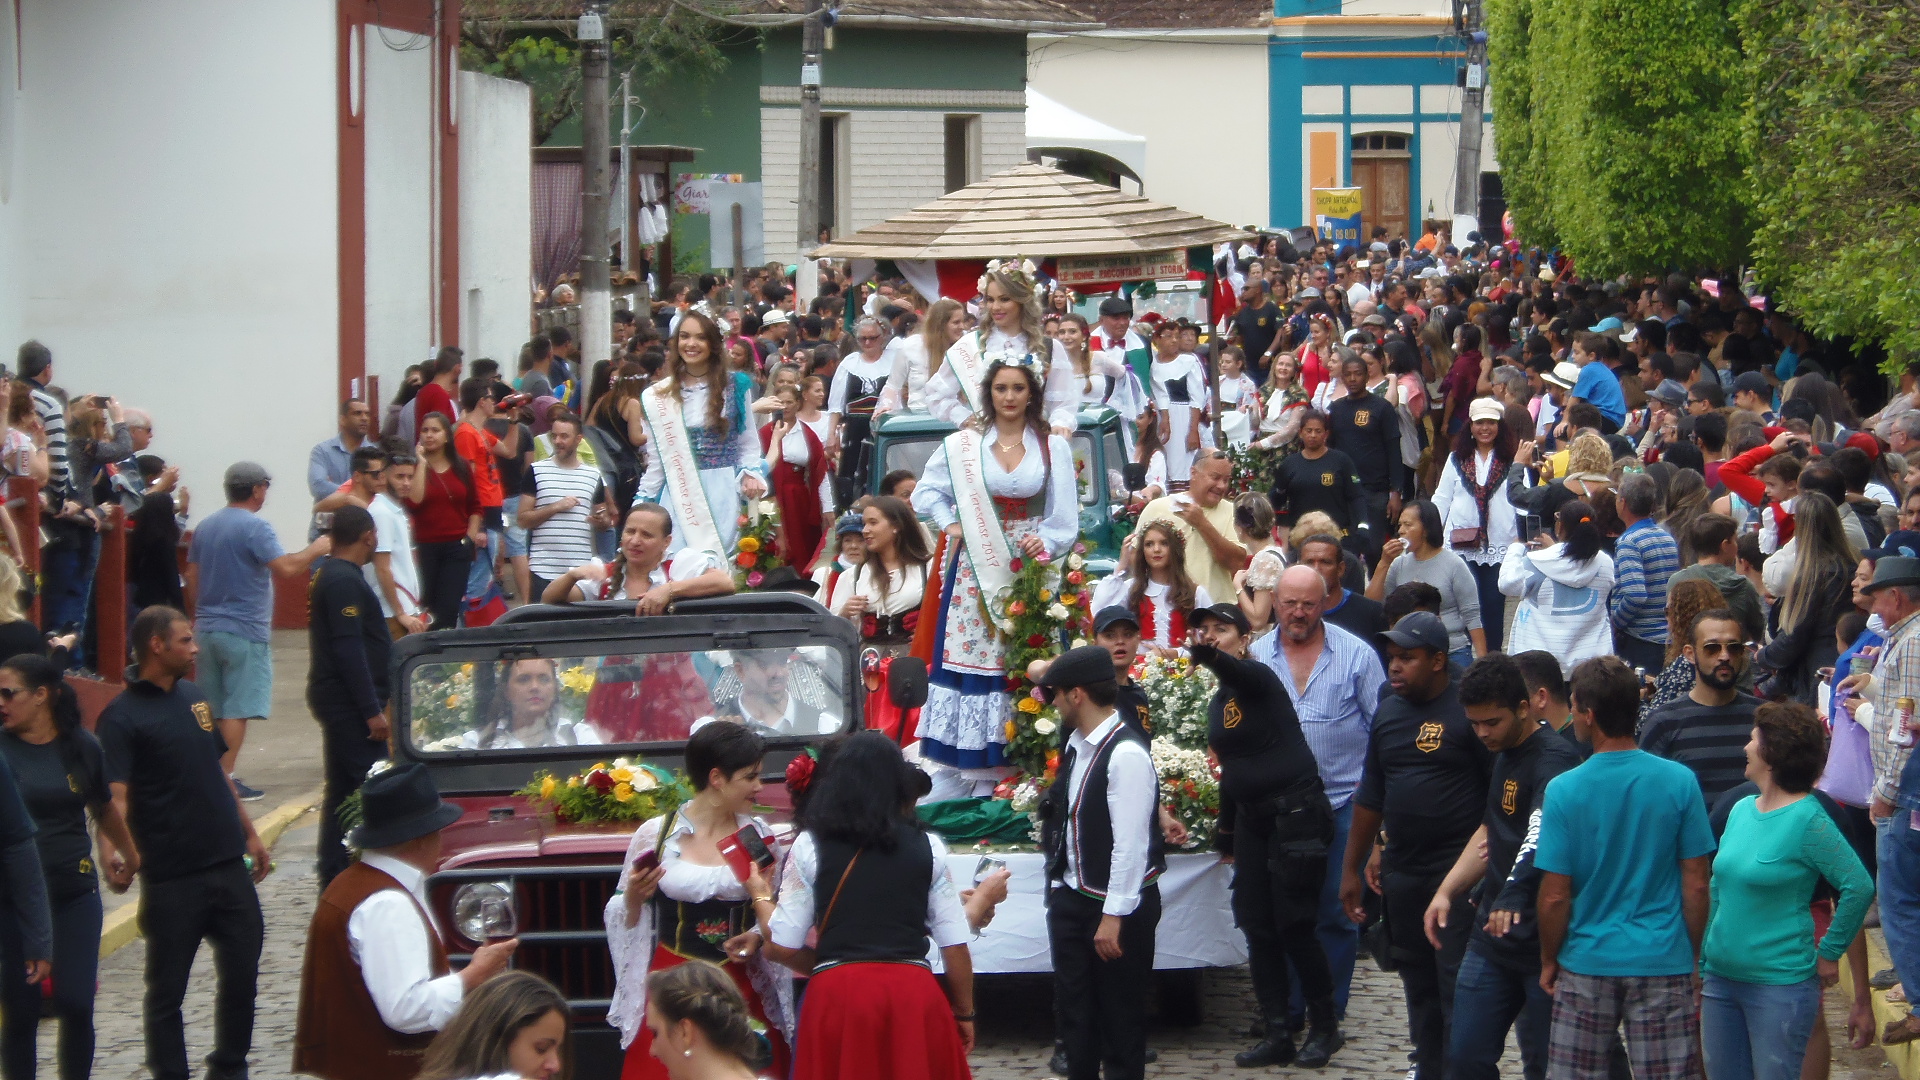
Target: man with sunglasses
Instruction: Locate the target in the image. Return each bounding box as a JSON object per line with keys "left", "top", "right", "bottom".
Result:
{"left": 1638, "top": 609, "right": 1761, "bottom": 808}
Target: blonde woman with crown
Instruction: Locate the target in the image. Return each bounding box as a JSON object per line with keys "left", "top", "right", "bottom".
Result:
{"left": 921, "top": 260, "right": 1081, "bottom": 439}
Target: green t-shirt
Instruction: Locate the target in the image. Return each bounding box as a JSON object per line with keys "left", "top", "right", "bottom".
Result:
{"left": 1702, "top": 794, "right": 1873, "bottom": 985}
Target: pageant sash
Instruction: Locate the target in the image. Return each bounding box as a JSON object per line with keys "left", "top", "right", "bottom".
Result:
{"left": 941, "top": 333, "right": 992, "bottom": 416}
{"left": 641, "top": 386, "right": 725, "bottom": 558}
{"left": 946, "top": 428, "right": 1020, "bottom": 635}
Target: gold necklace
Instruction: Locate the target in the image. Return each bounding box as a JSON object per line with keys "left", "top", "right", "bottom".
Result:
{"left": 994, "top": 435, "right": 1024, "bottom": 451}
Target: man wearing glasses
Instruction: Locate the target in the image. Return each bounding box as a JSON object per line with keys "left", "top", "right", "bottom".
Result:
{"left": 1637, "top": 609, "right": 1762, "bottom": 808}
{"left": 826, "top": 315, "right": 894, "bottom": 507}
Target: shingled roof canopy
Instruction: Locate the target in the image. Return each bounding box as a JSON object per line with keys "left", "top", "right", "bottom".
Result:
{"left": 810, "top": 163, "right": 1246, "bottom": 260}
{"left": 463, "top": 0, "right": 1098, "bottom": 32}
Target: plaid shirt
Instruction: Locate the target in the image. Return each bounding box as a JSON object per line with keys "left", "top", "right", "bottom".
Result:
{"left": 1870, "top": 610, "right": 1920, "bottom": 805}
{"left": 1610, "top": 517, "right": 1681, "bottom": 644}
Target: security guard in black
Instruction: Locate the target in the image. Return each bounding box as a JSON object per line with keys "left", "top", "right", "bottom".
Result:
{"left": 307, "top": 553, "right": 391, "bottom": 721}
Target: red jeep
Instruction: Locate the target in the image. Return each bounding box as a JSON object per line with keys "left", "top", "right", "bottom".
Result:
{"left": 392, "top": 594, "right": 870, "bottom": 1076}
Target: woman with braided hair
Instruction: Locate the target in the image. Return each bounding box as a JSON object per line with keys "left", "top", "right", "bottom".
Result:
{"left": 644, "top": 960, "right": 780, "bottom": 1079}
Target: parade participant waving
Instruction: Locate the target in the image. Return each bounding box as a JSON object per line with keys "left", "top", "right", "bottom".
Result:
{"left": 606, "top": 722, "right": 793, "bottom": 1080}
{"left": 910, "top": 357, "right": 1079, "bottom": 790}
{"left": 635, "top": 310, "right": 768, "bottom": 560}
{"left": 1090, "top": 521, "right": 1212, "bottom": 657}
{"left": 923, "top": 260, "right": 1080, "bottom": 438}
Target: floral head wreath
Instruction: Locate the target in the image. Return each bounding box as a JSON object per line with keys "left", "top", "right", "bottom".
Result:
{"left": 978, "top": 257, "right": 1040, "bottom": 296}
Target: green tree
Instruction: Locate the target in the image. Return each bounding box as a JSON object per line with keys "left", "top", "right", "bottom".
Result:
{"left": 1487, "top": 0, "right": 1750, "bottom": 275}
{"left": 1737, "top": 0, "right": 1920, "bottom": 367}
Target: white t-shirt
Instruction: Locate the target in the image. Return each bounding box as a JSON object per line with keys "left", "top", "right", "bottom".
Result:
{"left": 366, "top": 493, "right": 422, "bottom": 619}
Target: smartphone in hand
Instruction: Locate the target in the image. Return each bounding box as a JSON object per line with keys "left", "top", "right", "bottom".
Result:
{"left": 716, "top": 826, "right": 776, "bottom": 884}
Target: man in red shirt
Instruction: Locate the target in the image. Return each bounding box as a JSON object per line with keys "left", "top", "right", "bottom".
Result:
{"left": 454, "top": 377, "right": 523, "bottom": 607}
{"left": 407, "top": 348, "right": 462, "bottom": 443}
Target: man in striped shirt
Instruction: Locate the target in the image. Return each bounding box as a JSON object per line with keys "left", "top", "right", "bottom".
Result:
{"left": 1250, "top": 565, "right": 1386, "bottom": 1028}
{"left": 517, "top": 413, "right": 612, "bottom": 601}
{"left": 1610, "top": 471, "right": 1680, "bottom": 674}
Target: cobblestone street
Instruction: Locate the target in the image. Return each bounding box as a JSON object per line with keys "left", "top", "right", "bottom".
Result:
{"left": 40, "top": 811, "right": 1897, "bottom": 1080}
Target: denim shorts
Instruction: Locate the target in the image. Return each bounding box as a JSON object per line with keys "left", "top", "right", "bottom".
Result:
{"left": 196, "top": 629, "right": 273, "bottom": 720}
{"left": 501, "top": 495, "right": 529, "bottom": 558}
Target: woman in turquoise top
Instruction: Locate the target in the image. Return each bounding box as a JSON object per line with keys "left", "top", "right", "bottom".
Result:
{"left": 1701, "top": 701, "right": 1873, "bottom": 1080}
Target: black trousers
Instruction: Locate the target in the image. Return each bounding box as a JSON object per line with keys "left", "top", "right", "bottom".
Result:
{"left": 315, "top": 704, "right": 388, "bottom": 889}
{"left": 0, "top": 876, "right": 101, "bottom": 1080}
{"left": 1232, "top": 787, "right": 1336, "bottom": 1017}
{"left": 414, "top": 538, "right": 472, "bottom": 631}
{"left": 833, "top": 416, "right": 873, "bottom": 509}
{"left": 1048, "top": 885, "right": 1161, "bottom": 1080}
{"left": 1383, "top": 866, "right": 1473, "bottom": 1080}
{"left": 139, "top": 859, "right": 263, "bottom": 1080}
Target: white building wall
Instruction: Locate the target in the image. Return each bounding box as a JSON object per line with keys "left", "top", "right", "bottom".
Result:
{"left": 760, "top": 106, "right": 1025, "bottom": 264}
{"left": 363, "top": 24, "right": 436, "bottom": 419}
{"left": 13, "top": 0, "right": 338, "bottom": 547}
{"left": 1027, "top": 34, "right": 1269, "bottom": 227}
{"left": 457, "top": 71, "right": 532, "bottom": 369}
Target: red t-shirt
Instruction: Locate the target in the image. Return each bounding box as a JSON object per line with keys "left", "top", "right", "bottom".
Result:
{"left": 454, "top": 422, "right": 503, "bottom": 508}
{"left": 414, "top": 383, "right": 456, "bottom": 429}
{"left": 411, "top": 463, "right": 480, "bottom": 543}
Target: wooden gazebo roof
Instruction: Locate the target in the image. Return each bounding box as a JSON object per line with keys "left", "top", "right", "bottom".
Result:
{"left": 809, "top": 164, "right": 1247, "bottom": 260}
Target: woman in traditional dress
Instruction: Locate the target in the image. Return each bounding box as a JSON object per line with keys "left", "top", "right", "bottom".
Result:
{"left": 759, "top": 378, "right": 833, "bottom": 572}
{"left": 542, "top": 504, "right": 733, "bottom": 742}
{"left": 909, "top": 358, "right": 1079, "bottom": 791}
{"left": 923, "top": 261, "right": 1080, "bottom": 438}
{"left": 636, "top": 310, "right": 767, "bottom": 559}
{"left": 1255, "top": 353, "right": 1310, "bottom": 457}
{"left": 606, "top": 721, "right": 793, "bottom": 1080}
{"left": 1294, "top": 314, "right": 1337, "bottom": 402}
{"left": 829, "top": 495, "right": 933, "bottom": 658}
{"left": 1147, "top": 318, "right": 1211, "bottom": 491}
{"left": 1090, "top": 520, "right": 1211, "bottom": 657}
{"left": 876, "top": 298, "right": 966, "bottom": 416}
{"left": 1058, "top": 313, "right": 1144, "bottom": 424}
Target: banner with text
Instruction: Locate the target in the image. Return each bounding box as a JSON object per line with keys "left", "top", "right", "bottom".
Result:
{"left": 1056, "top": 249, "right": 1189, "bottom": 288}
{"left": 1313, "top": 188, "right": 1364, "bottom": 257}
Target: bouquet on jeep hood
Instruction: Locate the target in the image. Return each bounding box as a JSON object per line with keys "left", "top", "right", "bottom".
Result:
{"left": 518, "top": 758, "right": 691, "bottom": 825}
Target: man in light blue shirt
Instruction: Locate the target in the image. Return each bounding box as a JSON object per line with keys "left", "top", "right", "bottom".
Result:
{"left": 1569, "top": 331, "right": 1627, "bottom": 433}
{"left": 307, "top": 401, "right": 371, "bottom": 540}
{"left": 186, "top": 462, "right": 330, "bottom": 799}
{"left": 1251, "top": 565, "right": 1387, "bottom": 1024}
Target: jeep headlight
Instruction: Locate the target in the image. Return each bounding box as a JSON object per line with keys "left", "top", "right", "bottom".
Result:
{"left": 451, "top": 881, "right": 517, "bottom": 942}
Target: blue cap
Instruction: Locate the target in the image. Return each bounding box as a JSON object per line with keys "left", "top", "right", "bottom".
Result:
{"left": 1588, "top": 316, "right": 1624, "bottom": 334}
{"left": 835, "top": 513, "right": 864, "bottom": 536}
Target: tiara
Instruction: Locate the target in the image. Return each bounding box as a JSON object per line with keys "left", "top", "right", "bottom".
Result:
{"left": 978, "top": 257, "right": 1039, "bottom": 294}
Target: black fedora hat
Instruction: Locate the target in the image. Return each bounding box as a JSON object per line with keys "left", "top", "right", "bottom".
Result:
{"left": 753, "top": 565, "right": 820, "bottom": 596}
{"left": 351, "top": 762, "right": 463, "bottom": 850}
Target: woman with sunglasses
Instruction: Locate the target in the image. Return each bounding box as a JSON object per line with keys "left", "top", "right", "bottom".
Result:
{"left": 0, "top": 654, "right": 139, "bottom": 1080}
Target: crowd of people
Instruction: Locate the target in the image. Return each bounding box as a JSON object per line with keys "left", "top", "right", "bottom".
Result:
{"left": 1, "top": 225, "right": 1919, "bottom": 1080}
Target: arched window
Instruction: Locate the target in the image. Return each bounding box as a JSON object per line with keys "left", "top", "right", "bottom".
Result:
{"left": 1350, "top": 133, "right": 1409, "bottom": 153}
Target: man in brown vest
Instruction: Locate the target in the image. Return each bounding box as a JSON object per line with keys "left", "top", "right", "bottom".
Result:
{"left": 293, "top": 762, "right": 517, "bottom": 1080}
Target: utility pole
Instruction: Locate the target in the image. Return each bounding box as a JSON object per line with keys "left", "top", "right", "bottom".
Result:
{"left": 579, "top": 0, "right": 612, "bottom": 413}
{"left": 796, "top": 0, "right": 825, "bottom": 260}
{"left": 1452, "top": 0, "right": 1488, "bottom": 229}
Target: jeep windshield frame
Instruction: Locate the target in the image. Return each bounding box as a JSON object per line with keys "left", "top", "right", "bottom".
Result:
{"left": 389, "top": 593, "right": 861, "bottom": 795}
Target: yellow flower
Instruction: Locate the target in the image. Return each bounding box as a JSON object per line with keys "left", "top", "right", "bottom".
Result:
{"left": 445, "top": 695, "right": 461, "bottom": 709}
{"left": 460, "top": 663, "right": 474, "bottom": 675}
{"left": 539, "top": 776, "right": 557, "bottom": 800}
{"left": 1039, "top": 589, "right": 1052, "bottom": 602}
{"left": 567, "top": 776, "right": 582, "bottom": 788}
{"left": 558, "top": 666, "right": 596, "bottom": 694}
{"left": 610, "top": 766, "right": 635, "bottom": 784}
{"left": 592, "top": 763, "right": 610, "bottom": 773}
{"left": 1017, "top": 696, "right": 1042, "bottom": 714}
{"left": 738, "top": 536, "right": 761, "bottom": 554}
{"left": 1005, "top": 720, "right": 1019, "bottom": 741}
{"left": 613, "top": 782, "right": 635, "bottom": 802}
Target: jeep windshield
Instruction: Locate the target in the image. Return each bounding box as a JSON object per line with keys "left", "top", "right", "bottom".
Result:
{"left": 393, "top": 597, "right": 861, "bottom": 780}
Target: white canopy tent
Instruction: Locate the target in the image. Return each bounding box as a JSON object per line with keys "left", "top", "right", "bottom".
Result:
{"left": 1025, "top": 88, "right": 1148, "bottom": 187}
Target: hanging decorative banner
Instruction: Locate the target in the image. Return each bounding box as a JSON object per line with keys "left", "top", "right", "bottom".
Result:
{"left": 1056, "top": 249, "right": 1188, "bottom": 288}
{"left": 1312, "top": 187, "right": 1365, "bottom": 256}
{"left": 673, "top": 173, "right": 744, "bottom": 215}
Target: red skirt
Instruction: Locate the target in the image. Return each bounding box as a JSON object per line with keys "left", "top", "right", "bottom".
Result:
{"left": 772, "top": 459, "right": 826, "bottom": 573}
{"left": 791, "top": 962, "right": 971, "bottom": 1080}
{"left": 620, "top": 944, "right": 791, "bottom": 1080}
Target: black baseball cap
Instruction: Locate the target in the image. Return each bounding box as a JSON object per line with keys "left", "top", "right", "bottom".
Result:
{"left": 1033, "top": 645, "right": 1119, "bottom": 690}
{"left": 1190, "top": 603, "right": 1252, "bottom": 635}
{"left": 1092, "top": 605, "right": 1141, "bottom": 634}
{"left": 1378, "top": 610, "right": 1449, "bottom": 653}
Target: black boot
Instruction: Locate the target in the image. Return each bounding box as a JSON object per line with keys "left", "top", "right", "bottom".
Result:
{"left": 1295, "top": 997, "right": 1345, "bottom": 1069}
{"left": 1048, "top": 1039, "right": 1069, "bottom": 1075}
{"left": 1235, "top": 1010, "right": 1296, "bottom": 1068}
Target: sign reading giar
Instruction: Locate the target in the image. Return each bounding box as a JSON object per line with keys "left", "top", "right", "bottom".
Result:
{"left": 1056, "top": 249, "right": 1189, "bottom": 288}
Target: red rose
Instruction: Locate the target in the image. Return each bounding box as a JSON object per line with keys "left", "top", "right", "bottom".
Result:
{"left": 1027, "top": 633, "right": 1045, "bottom": 647}
{"left": 785, "top": 752, "right": 816, "bottom": 795}
{"left": 1010, "top": 558, "right": 1024, "bottom": 573}
{"left": 586, "top": 769, "right": 615, "bottom": 792}
{"left": 1066, "top": 571, "right": 1085, "bottom": 585}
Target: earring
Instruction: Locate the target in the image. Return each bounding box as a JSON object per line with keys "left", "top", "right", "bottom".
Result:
{"left": 684, "top": 1049, "right": 693, "bottom": 1058}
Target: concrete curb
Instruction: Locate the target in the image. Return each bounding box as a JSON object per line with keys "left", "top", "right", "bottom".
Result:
{"left": 98, "top": 787, "right": 324, "bottom": 959}
{"left": 1860, "top": 929, "right": 1920, "bottom": 1080}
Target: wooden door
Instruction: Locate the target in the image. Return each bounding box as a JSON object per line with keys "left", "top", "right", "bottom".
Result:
{"left": 1352, "top": 154, "right": 1411, "bottom": 241}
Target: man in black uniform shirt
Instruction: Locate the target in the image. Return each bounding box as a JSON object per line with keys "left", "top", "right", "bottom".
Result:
{"left": 1424, "top": 655, "right": 1582, "bottom": 1080}
{"left": 307, "top": 506, "right": 394, "bottom": 887}
{"left": 1094, "top": 606, "right": 1153, "bottom": 740}
{"left": 100, "top": 606, "right": 271, "bottom": 1080}
{"left": 1327, "top": 355, "right": 1403, "bottom": 540}
{"left": 1233, "top": 279, "right": 1285, "bottom": 377}
{"left": 1039, "top": 646, "right": 1165, "bottom": 1080}
{"left": 1340, "top": 612, "right": 1491, "bottom": 1080}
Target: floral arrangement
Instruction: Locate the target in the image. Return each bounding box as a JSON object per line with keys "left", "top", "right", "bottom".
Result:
{"left": 1134, "top": 654, "right": 1218, "bottom": 751}
{"left": 411, "top": 661, "right": 600, "bottom": 751}
{"left": 1224, "top": 442, "right": 1279, "bottom": 499}
{"left": 1151, "top": 742, "right": 1221, "bottom": 850}
{"left": 998, "top": 542, "right": 1094, "bottom": 780}
{"left": 517, "top": 758, "right": 692, "bottom": 826}
{"left": 733, "top": 499, "right": 784, "bottom": 589}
